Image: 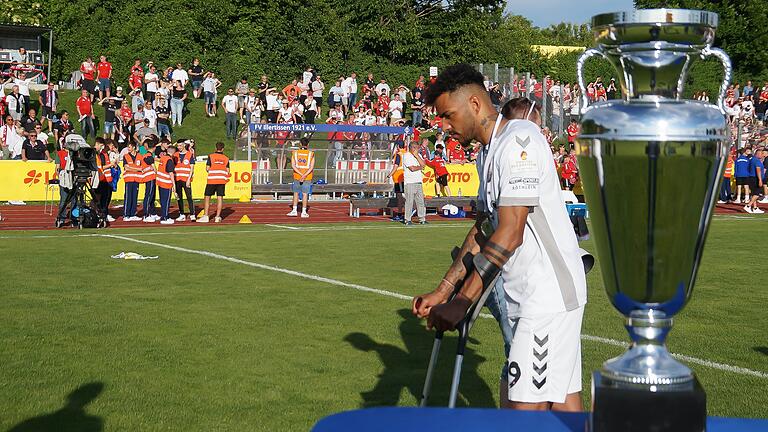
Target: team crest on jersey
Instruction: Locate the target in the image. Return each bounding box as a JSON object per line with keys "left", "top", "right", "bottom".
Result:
{"left": 520, "top": 151, "right": 527, "bottom": 160}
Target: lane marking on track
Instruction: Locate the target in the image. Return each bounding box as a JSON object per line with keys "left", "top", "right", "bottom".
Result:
{"left": 102, "top": 233, "right": 768, "bottom": 380}
{"left": 265, "top": 224, "right": 301, "bottom": 230}
{"left": 0, "top": 223, "right": 470, "bottom": 239}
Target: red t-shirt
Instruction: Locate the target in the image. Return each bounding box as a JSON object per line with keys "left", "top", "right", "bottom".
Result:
{"left": 57, "top": 149, "right": 69, "bottom": 170}
{"left": 533, "top": 82, "right": 543, "bottom": 99}
{"left": 567, "top": 124, "right": 579, "bottom": 143}
{"left": 129, "top": 73, "right": 142, "bottom": 90}
{"left": 76, "top": 96, "right": 92, "bottom": 116}
{"left": 760, "top": 90, "right": 768, "bottom": 103}
{"left": 427, "top": 154, "right": 449, "bottom": 177}
{"left": 120, "top": 106, "right": 133, "bottom": 123}
{"left": 80, "top": 62, "right": 95, "bottom": 80}
{"left": 447, "top": 139, "right": 465, "bottom": 162}
{"left": 97, "top": 61, "right": 112, "bottom": 79}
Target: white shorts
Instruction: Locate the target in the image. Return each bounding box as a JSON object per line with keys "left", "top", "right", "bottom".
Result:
{"left": 506, "top": 305, "right": 584, "bottom": 404}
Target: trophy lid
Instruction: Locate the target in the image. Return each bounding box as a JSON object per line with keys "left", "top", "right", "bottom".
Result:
{"left": 585, "top": 9, "right": 722, "bottom": 98}
{"left": 591, "top": 9, "right": 718, "bottom": 48}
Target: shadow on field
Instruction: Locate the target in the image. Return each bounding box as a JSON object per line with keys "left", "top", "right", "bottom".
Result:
{"left": 753, "top": 346, "right": 768, "bottom": 356}
{"left": 6, "top": 382, "right": 104, "bottom": 432}
{"left": 344, "top": 309, "right": 495, "bottom": 408}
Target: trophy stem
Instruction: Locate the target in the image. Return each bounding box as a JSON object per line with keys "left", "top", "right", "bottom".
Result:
{"left": 601, "top": 309, "right": 693, "bottom": 387}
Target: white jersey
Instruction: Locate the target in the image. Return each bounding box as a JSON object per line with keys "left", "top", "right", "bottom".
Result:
{"left": 479, "top": 118, "right": 586, "bottom": 317}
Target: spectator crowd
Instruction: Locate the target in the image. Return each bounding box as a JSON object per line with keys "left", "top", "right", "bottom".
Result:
{"left": 1, "top": 52, "right": 767, "bottom": 214}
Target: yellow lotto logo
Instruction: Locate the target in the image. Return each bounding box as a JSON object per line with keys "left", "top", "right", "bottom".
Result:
{"left": 421, "top": 164, "right": 479, "bottom": 196}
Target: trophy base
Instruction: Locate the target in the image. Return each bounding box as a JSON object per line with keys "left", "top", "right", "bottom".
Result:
{"left": 591, "top": 371, "right": 706, "bottom": 432}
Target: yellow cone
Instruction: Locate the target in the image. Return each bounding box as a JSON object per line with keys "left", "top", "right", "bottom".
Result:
{"left": 197, "top": 209, "right": 206, "bottom": 218}
{"left": 238, "top": 215, "right": 252, "bottom": 224}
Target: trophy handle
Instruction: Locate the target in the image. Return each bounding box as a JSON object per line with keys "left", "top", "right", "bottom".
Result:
{"left": 701, "top": 47, "right": 732, "bottom": 114}
{"left": 576, "top": 48, "right": 607, "bottom": 113}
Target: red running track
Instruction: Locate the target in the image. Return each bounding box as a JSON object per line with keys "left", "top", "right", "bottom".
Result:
{"left": 0, "top": 201, "right": 388, "bottom": 231}
{"left": 0, "top": 201, "right": 763, "bottom": 231}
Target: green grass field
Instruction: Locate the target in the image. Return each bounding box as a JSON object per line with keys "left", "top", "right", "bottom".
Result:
{"left": 1, "top": 217, "right": 767, "bottom": 431}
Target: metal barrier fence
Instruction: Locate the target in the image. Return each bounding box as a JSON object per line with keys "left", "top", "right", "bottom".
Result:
{"left": 473, "top": 63, "right": 578, "bottom": 139}
{"left": 233, "top": 123, "right": 415, "bottom": 191}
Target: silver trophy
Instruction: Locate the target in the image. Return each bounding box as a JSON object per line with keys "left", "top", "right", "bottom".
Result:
{"left": 575, "top": 9, "right": 731, "bottom": 431}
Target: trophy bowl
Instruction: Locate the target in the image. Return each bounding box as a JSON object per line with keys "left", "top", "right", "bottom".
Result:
{"left": 575, "top": 8, "right": 732, "bottom": 432}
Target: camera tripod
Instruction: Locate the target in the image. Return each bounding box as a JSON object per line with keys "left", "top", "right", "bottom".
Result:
{"left": 55, "top": 178, "right": 107, "bottom": 229}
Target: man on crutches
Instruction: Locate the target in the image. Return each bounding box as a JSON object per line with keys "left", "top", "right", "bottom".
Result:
{"left": 412, "top": 65, "right": 587, "bottom": 412}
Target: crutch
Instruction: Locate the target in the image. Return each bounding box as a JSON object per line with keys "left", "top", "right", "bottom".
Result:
{"left": 419, "top": 247, "right": 501, "bottom": 407}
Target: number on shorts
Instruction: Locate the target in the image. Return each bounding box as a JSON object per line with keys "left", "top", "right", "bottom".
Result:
{"left": 508, "top": 361, "right": 521, "bottom": 388}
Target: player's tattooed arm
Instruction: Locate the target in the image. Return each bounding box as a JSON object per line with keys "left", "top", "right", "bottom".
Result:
{"left": 482, "top": 240, "right": 514, "bottom": 268}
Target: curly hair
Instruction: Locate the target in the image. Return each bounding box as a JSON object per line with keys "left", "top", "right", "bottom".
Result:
{"left": 423, "top": 64, "right": 485, "bottom": 105}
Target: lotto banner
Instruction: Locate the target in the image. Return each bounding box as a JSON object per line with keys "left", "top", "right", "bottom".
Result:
{"left": 421, "top": 163, "right": 479, "bottom": 197}
{"left": 0, "top": 160, "right": 252, "bottom": 202}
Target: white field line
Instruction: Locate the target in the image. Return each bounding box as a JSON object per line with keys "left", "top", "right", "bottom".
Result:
{"left": 103, "top": 233, "right": 768, "bottom": 380}
{"left": 265, "top": 224, "right": 301, "bottom": 230}
{"left": 0, "top": 223, "right": 469, "bottom": 239}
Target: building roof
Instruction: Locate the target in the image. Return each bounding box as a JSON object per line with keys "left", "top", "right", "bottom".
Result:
{"left": 0, "top": 23, "right": 51, "bottom": 36}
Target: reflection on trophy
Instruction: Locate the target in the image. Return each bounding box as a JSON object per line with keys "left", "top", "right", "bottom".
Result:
{"left": 575, "top": 9, "right": 731, "bottom": 432}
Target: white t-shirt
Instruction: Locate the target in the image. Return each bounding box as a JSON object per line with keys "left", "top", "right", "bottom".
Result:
{"left": 302, "top": 71, "right": 313, "bottom": 85}
{"left": 144, "top": 72, "right": 159, "bottom": 92}
{"left": 143, "top": 108, "right": 157, "bottom": 128}
{"left": 221, "top": 94, "right": 238, "bottom": 113}
{"left": 364, "top": 114, "right": 376, "bottom": 126}
{"left": 403, "top": 152, "right": 423, "bottom": 184}
{"left": 479, "top": 118, "right": 587, "bottom": 317}
{"left": 266, "top": 94, "right": 280, "bottom": 111}
{"left": 202, "top": 77, "right": 217, "bottom": 93}
{"left": 312, "top": 81, "right": 324, "bottom": 98}
{"left": 389, "top": 100, "right": 403, "bottom": 118}
{"left": 171, "top": 69, "right": 189, "bottom": 86}
{"left": 375, "top": 83, "right": 390, "bottom": 96}
{"left": 279, "top": 107, "right": 292, "bottom": 122}
{"left": 14, "top": 78, "right": 31, "bottom": 97}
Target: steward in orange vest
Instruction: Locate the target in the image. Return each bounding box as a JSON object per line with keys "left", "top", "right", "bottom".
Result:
{"left": 719, "top": 155, "right": 735, "bottom": 203}
{"left": 173, "top": 140, "right": 196, "bottom": 221}
{"left": 386, "top": 140, "right": 407, "bottom": 221}
{"left": 198, "top": 141, "right": 230, "bottom": 223}
{"left": 122, "top": 142, "right": 142, "bottom": 220}
{"left": 156, "top": 145, "right": 177, "bottom": 224}
{"left": 139, "top": 140, "right": 158, "bottom": 222}
{"left": 287, "top": 137, "right": 315, "bottom": 218}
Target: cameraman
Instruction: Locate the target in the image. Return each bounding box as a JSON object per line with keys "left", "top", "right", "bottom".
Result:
{"left": 94, "top": 137, "right": 115, "bottom": 222}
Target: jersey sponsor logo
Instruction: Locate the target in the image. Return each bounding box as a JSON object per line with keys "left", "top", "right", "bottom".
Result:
{"left": 516, "top": 136, "right": 531, "bottom": 148}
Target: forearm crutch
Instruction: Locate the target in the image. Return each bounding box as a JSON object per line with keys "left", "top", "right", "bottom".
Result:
{"left": 419, "top": 247, "right": 501, "bottom": 408}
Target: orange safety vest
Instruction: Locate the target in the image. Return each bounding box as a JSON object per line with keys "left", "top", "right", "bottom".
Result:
{"left": 97, "top": 151, "right": 113, "bottom": 183}
{"left": 207, "top": 152, "right": 230, "bottom": 185}
{"left": 724, "top": 159, "right": 734, "bottom": 178}
{"left": 156, "top": 154, "right": 174, "bottom": 189}
{"left": 392, "top": 148, "right": 406, "bottom": 183}
{"left": 136, "top": 154, "right": 156, "bottom": 183}
{"left": 291, "top": 148, "right": 315, "bottom": 181}
{"left": 123, "top": 153, "right": 140, "bottom": 183}
{"left": 175, "top": 152, "right": 194, "bottom": 182}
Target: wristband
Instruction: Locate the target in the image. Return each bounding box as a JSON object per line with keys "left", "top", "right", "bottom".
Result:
{"left": 441, "top": 278, "right": 455, "bottom": 288}
{"left": 472, "top": 252, "right": 501, "bottom": 287}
